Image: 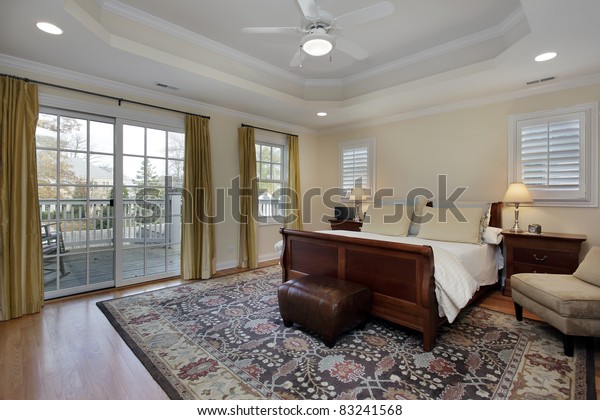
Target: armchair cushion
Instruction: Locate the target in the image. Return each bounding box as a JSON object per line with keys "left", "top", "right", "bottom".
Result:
{"left": 573, "top": 246, "right": 600, "bottom": 287}
{"left": 511, "top": 273, "right": 600, "bottom": 319}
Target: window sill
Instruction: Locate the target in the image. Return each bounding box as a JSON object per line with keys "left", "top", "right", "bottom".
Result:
{"left": 258, "top": 220, "right": 284, "bottom": 227}
{"left": 530, "top": 199, "right": 598, "bottom": 208}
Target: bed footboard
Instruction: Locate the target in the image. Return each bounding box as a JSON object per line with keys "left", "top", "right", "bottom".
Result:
{"left": 279, "top": 228, "right": 440, "bottom": 351}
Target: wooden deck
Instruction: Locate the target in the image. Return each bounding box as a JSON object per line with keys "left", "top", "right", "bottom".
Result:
{"left": 43, "top": 244, "right": 181, "bottom": 293}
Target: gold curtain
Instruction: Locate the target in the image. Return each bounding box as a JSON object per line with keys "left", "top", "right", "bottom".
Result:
{"left": 181, "top": 115, "right": 215, "bottom": 280}
{"left": 238, "top": 126, "right": 257, "bottom": 269}
{"left": 0, "top": 77, "right": 43, "bottom": 320}
{"left": 285, "top": 134, "right": 303, "bottom": 230}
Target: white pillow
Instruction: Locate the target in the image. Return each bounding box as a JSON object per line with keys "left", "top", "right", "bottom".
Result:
{"left": 408, "top": 196, "right": 428, "bottom": 235}
{"left": 482, "top": 226, "right": 503, "bottom": 245}
{"left": 362, "top": 204, "right": 412, "bottom": 236}
{"left": 573, "top": 246, "right": 600, "bottom": 287}
{"left": 417, "top": 206, "right": 484, "bottom": 244}
{"left": 434, "top": 201, "right": 491, "bottom": 243}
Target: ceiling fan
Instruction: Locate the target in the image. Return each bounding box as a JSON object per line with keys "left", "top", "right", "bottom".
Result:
{"left": 242, "top": 0, "right": 395, "bottom": 67}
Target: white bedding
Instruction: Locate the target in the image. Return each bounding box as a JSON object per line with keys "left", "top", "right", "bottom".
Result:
{"left": 315, "top": 230, "right": 503, "bottom": 323}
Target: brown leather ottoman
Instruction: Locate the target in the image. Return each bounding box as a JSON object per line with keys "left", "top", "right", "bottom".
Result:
{"left": 278, "top": 274, "right": 372, "bottom": 347}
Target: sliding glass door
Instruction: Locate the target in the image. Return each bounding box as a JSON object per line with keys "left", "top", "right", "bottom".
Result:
{"left": 37, "top": 110, "right": 184, "bottom": 298}
{"left": 37, "top": 109, "right": 116, "bottom": 298}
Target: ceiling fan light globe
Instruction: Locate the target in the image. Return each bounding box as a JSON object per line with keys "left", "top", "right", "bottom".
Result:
{"left": 302, "top": 38, "right": 333, "bottom": 56}
{"left": 301, "top": 31, "right": 336, "bottom": 57}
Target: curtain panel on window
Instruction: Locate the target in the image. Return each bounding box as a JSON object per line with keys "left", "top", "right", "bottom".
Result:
{"left": 0, "top": 77, "right": 43, "bottom": 320}
{"left": 238, "top": 126, "right": 257, "bottom": 269}
{"left": 286, "top": 134, "right": 303, "bottom": 230}
{"left": 181, "top": 115, "right": 215, "bottom": 280}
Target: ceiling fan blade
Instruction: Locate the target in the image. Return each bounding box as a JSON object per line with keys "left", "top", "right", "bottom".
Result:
{"left": 295, "top": 0, "right": 318, "bottom": 20}
{"left": 335, "top": 37, "right": 369, "bottom": 60}
{"left": 242, "top": 27, "right": 300, "bottom": 34}
{"left": 289, "top": 50, "right": 303, "bottom": 67}
{"left": 334, "top": 1, "right": 395, "bottom": 28}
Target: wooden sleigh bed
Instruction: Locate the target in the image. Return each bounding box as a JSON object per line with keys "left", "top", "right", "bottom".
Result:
{"left": 279, "top": 202, "right": 502, "bottom": 351}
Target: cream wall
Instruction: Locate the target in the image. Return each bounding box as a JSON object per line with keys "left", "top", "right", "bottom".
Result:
{"left": 313, "top": 84, "right": 600, "bottom": 255}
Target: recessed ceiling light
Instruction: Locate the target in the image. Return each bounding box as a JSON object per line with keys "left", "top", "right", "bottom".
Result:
{"left": 535, "top": 52, "right": 557, "bottom": 62}
{"left": 36, "top": 21, "right": 63, "bottom": 35}
{"left": 317, "top": 112, "right": 327, "bottom": 117}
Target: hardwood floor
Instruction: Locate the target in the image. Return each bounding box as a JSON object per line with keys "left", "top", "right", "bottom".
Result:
{"left": 0, "top": 263, "right": 597, "bottom": 399}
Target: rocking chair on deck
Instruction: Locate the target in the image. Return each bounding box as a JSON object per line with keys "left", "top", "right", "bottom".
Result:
{"left": 41, "top": 222, "right": 67, "bottom": 276}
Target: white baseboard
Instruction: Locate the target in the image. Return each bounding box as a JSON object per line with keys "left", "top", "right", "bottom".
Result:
{"left": 259, "top": 252, "right": 280, "bottom": 263}
{"left": 216, "top": 252, "right": 280, "bottom": 272}
{"left": 216, "top": 260, "right": 237, "bottom": 271}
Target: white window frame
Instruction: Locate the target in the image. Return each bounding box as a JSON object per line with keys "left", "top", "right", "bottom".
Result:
{"left": 339, "top": 137, "right": 376, "bottom": 201}
{"left": 255, "top": 133, "right": 287, "bottom": 224}
{"left": 508, "top": 103, "right": 598, "bottom": 207}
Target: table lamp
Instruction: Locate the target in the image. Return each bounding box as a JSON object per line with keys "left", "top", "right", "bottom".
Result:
{"left": 503, "top": 182, "right": 533, "bottom": 232}
{"left": 350, "top": 187, "right": 364, "bottom": 222}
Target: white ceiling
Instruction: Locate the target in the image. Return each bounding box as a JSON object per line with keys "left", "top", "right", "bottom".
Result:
{"left": 1, "top": 0, "right": 600, "bottom": 132}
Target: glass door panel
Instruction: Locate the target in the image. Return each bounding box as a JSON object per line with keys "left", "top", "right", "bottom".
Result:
{"left": 119, "top": 122, "right": 183, "bottom": 284}
{"left": 37, "top": 111, "right": 184, "bottom": 296}
{"left": 37, "top": 109, "right": 115, "bottom": 299}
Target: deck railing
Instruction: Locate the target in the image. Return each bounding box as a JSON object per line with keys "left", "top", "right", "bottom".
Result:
{"left": 39, "top": 197, "right": 181, "bottom": 250}
{"left": 258, "top": 198, "right": 280, "bottom": 218}
{"left": 40, "top": 195, "right": 282, "bottom": 250}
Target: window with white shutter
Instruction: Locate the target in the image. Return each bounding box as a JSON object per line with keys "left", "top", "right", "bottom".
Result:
{"left": 508, "top": 103, "right": 597, "bottom": 207}
{"left": 340, "top": 138, "right": 376, "bottom": 198}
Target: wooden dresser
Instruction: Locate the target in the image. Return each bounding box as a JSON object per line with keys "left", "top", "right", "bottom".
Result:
{"left": 328, "top": 219, "right": 362, "bottom": 231}
{"left": 502, "top": 230, "right": 586, "bottom": 296}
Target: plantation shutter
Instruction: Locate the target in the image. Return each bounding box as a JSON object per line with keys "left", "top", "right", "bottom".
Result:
{"left": 518, "top": 112, "right": 584, "bottom": 194}
{"left": 509, "top": 103, "right": 597, "bottom": 207}
{"left": 341, "top": 144, "right": 369, "bottom": 195}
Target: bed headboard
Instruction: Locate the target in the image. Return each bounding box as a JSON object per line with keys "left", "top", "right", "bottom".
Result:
{"left": 489, "top": 202, "right": 502, "bottom": 228}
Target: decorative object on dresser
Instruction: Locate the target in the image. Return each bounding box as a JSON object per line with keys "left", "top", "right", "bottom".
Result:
{"left": 502, "top": 182, "right": 533, "bottom": 232}
{"left": 334, "top": 205, "right": 354, "bottom": 221}
{"left": 502, "top": 230, "right": 587, "bottom": 297}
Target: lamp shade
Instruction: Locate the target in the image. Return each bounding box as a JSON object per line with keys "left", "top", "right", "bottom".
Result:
{"left": 350, "top": 187, "right": 364, "bottom": 201}
{"left": 503, "top": 182, "right": 533, "bottom": 204}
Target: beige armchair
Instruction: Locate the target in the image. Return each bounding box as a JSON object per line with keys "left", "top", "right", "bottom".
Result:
{"left": 512, "top": 246, "right": 600, "bottom": 356}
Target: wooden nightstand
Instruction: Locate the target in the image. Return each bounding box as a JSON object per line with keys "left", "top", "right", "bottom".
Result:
{"left": 329, "top": 219, "right": 362, "bottom": 231}
{"left": 502, "top": 230, "right": 586, "bottom": 297}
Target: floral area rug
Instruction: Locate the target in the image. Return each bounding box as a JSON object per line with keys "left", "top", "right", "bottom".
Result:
{"left": 97, "top": 265, "right": 594, "bottom": 400}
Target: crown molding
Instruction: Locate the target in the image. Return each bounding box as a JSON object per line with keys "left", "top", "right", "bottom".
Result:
{"left": 319, "top": 72, "right": 600, "bottom": 135}
{"left": 97, "top": 0, "right": 306, "bottom": 87}
{"left": 342, "top": 6, "right": 528, "bottom": 86}
{"left": 303, "top": 78, "right": 345, "bottom": 88}
{"left": 0, "top": 54, "right": 317, "bottom": 136}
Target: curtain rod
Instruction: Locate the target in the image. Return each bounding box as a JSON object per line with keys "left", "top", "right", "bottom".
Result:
{"left": 1, "top": 73, "right": 210, "bottom": 120}
{"left": 241, "top": 123, "right": 296, "bottom": 137}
